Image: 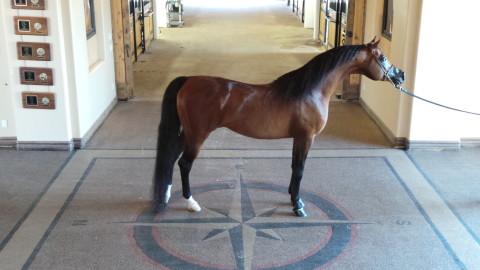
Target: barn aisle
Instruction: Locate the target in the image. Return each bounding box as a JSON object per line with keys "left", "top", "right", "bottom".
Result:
{"left": 1, "top": 1, "right": 479, "bottom": 269}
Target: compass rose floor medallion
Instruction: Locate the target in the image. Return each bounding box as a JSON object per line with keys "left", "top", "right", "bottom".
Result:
{"left": 132, "top": 181, "right": 360, "bottom": 270}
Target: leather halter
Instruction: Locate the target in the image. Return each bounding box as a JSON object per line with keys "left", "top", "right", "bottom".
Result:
{"left": 368, "top": 45, "right": 396, "bottom": 83}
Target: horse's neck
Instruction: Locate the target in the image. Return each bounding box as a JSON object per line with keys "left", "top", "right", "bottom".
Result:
{"left": 318, "top": 63, "right": 358, "bottom": 99}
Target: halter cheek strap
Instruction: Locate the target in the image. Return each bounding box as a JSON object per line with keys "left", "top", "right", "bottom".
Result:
{"left": 373, "top": 52, "right": 395, "bottom": 81}
{"left": 383, "top": 65, "right": 395, "bottom": 82}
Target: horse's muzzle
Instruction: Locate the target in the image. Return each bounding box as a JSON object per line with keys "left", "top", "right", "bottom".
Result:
{"left": 387, "top": 67, "right": 405, "bottom": 85}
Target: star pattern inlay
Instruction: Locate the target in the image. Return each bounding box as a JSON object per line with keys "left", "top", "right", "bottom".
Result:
{"left": 127, "top": 175, "right": 371, "bottom": 270}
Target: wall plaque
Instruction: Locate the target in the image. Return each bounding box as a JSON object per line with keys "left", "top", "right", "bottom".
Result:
{"left": 22, "top": 91, "right": 55, "bottom": 110}
{"left": 11, "top": 0, "right": 46, "bottom": 10}
{"left": 14, "top": 16, "right": 48, "bottom": 36}
{"left": 19, "top": 67, "right": 53, "bottom": 86}
{"left": 17, "top": 42, "right": 51, "bottom": 61}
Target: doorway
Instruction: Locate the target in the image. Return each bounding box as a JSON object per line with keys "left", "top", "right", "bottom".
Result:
{"left": 129, "top": 0, "right": 155, "bottom": 62}
{"left": 110, "top": 0, "right": 155, "bottom": 99}
{"left": 317, "top": 0, "right": 365, "bottom": 100}
{"left": 319, "top": 0, "right": 348, "bottom": 49}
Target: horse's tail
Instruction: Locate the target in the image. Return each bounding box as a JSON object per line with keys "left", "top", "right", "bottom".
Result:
{"left": 152, "top": 76, "right": 188, "bottom": 210}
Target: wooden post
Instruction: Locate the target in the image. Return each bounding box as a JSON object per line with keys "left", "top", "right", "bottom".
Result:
{"left": 111, "top": 0, "right": 134, "bottom": 100}
{"left": 341, "top": 0, "right": 365, "bottom": 101}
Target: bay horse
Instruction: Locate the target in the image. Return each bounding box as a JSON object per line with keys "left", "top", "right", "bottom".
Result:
{"left": 153, "top": 38, "right": 404, "bottom": 217}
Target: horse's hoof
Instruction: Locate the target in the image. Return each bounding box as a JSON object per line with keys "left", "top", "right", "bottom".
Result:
{"left": 152, "top": 202, "right": 167, "bottom": 213}
{"left": 187, "top": 203, "right": 201, "bottom": 212}
{"left": 292, "top": 199, "right": 306, "bottom": 217}
{"left": 293, "top": 208, "right": 307, "bottom": 217}
{"left": 292, "top": 198, "right": 305, "bottom": 210}
{"left": 186, "top": 197, "right": 202, "bottom": 212}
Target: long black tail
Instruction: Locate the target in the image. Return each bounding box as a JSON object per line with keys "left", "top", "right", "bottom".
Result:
{"left": 152, "top": 76, "right": 188, "bottom": 210}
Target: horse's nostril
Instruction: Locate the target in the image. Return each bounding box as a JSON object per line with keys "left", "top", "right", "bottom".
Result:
{"left": 387, "top": 68, "right": 405, "bottom": 85}
{"left": 395, "top": 69, "right": 405, "bottom": 81}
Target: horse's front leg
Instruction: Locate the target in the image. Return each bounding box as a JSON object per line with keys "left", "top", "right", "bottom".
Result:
{"left": 289, "top": 137, "right": 313, "bottom": 217}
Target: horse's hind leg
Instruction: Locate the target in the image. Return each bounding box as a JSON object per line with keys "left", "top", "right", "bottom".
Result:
{"left": 178, "top": 139, "right": 206, "bottom": 212}
{"left": 289, "top": 137, "right": 313, "bottom": 217}
{"left": 165, "top": 136, "right": 184, "bottom": 203}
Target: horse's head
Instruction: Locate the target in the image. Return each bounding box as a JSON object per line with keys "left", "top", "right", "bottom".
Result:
{"left": 362, "top": 38, "right": 405, "bottom": 86}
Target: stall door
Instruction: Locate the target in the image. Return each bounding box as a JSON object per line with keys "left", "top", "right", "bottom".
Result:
{"left": 319, "top": 0, "right": 348, "bottom": 49}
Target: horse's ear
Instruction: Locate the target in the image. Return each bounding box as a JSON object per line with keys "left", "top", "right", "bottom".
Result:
{"left": 373, "top": 39, "right": 380, "bottom": 47}
{"left": 369, "top": 36, "right": 377, "bottom": 44}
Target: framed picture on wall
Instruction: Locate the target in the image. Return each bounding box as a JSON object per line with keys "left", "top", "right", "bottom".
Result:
{"left": 14, "top": 16, "right": 48, "bottom": 36}
{"left": 382, "top": 0, "right": 393, "bottom": 40}
{"left": 11, "top": 0, "right": 46, "bottom": 10}
{"left": 14, "top": 0, "right": 27, "bottom": 7}
{"left": 84, "top": 0, "right": 96, "bottom": 39}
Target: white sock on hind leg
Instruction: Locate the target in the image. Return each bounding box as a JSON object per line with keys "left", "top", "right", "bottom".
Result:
{"left": 186, "top": 196, "right": 201, "bottom": 212}
{"left": 165, "top": 184, "right": 172, "bottom": 203}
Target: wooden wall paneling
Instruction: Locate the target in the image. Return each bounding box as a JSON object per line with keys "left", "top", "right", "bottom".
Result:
{"left": 111, "top": 0, "right": 134, "bottom": 100}
{"left": 341, "top": 0, "right": 365, "bottom": 100}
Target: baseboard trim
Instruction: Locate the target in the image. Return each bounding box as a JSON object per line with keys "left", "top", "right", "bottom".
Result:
{"left": 406, "top": 140, "right": 460, "bottom": 150}
{"left": 461, "top": 138, "right": 480, "bottom": 148}
{"left": 359, "top": 98, "right": 406, "bottom": 149}
{"left": 3, "top": 98, "right": 117, "bottom": 151}
{"left": 0, "top": 137, "right": 17, "bottom": 148}
{"left": 359, "top": 99, "right": 466, "bottom": 150}
{"left": 16, "top": 140, "right": 74, "bottom": 151}
{"left": 73, "top": 97, "right": 117, "bottom": 149}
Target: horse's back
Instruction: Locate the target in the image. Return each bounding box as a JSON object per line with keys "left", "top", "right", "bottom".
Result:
{"left": 176, "top": 76, "right": 297, "bottom": 139}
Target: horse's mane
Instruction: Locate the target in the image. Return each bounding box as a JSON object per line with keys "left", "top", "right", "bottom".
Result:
{"left": 271, "top": 44, "right": 365, "bottom": 101}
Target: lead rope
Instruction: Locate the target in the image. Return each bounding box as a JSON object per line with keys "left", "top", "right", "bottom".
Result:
{"left": 385, "top": 78, "right": 480, "bottom": 116}
{"left": 371, "top": 50, "right": 480, "bottom": 116}
{"left": 368, "top": 44, "right": 480, "bottom": 116}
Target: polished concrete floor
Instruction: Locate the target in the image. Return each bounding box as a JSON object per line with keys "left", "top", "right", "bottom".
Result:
{"left": 1, "top": 1, "right": 480, "bottom": 269}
